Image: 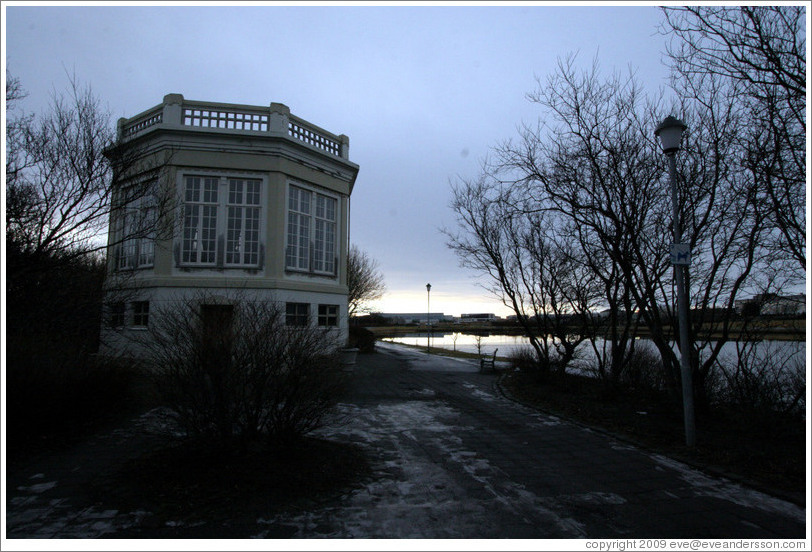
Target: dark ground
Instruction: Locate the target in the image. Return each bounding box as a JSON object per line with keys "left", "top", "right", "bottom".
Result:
{"left": 4, "top": 344, "right": 808, "bottom": 539}
{"left": 501, "top": 370, "right": 807, "bottom": 506}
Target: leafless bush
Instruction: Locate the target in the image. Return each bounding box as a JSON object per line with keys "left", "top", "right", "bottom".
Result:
{"left": 508, "top": 345, "right": 570, "bottom": 377}
{"left": 508, "top": 346, "right": 538, "bottom": 373}
{"left": 617, "top": 343, "right": 668, "bottom": 393}
{"left": 712, "top": 341, "right": 805, "bottom": 421}
{"left": 139, "top": 295, "right": 347, "bottom": 447}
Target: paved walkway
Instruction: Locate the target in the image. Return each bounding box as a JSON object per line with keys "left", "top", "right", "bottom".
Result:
{"left": 4, "top": 343, "right": 808, "bottom": 539}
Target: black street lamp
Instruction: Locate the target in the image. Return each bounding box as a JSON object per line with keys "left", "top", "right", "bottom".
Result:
{"left": 655, "top": 115, "right": 696, "bottom": 448}
{"left": 426, "top": 283, "right": 431, "bottom": 353}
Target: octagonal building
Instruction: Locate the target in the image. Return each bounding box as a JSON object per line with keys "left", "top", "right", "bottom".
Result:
{"left": 101, "top": 94, "right": 359, "bottom": 353}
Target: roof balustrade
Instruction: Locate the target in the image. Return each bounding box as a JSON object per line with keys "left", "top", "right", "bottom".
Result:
{"left": 117, "top": 94, "right": 349, "bottom": 160}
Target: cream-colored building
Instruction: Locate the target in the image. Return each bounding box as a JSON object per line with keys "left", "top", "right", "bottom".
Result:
{"left": 101, "top": 94, "right": 359, "bottom": 353}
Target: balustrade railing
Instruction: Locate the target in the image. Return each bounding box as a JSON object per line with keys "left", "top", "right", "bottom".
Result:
{"left": 288, "top": 116, "right": 341, "bottom": 156}
{"left": 121, "top": 107, "right": 163, "bottom": 138}
{"left": 182, "top": 104, "right": 269, "bottom": 131}
{"left": 119, "top": 95, "right": 348, "bottom": 160}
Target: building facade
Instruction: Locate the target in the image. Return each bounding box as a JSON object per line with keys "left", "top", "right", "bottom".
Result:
{"left": 101, "top": 94, "right": 359, "bottom": 354}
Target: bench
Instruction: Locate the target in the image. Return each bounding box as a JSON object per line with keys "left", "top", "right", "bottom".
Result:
{"left": 479, "top": 349, "right": 498, "bottom": 374}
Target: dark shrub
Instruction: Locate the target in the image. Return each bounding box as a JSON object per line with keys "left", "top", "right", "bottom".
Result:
{"left": 141, "top": 295, "right": 347, "bottom": 447}
{"left": 509, "top": 346, "right": 539, "bottom": 373}
{"left": 619, "top": 343, "right": 667, "bottom": 393}
{"left": 5, "top": 339, "right": 138, "bottom": 450}
{"left": 349, "top": 325, "right": 376, "bottom": 352}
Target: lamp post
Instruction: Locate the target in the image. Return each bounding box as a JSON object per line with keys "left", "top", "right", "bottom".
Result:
{"left": 655, "top": 115, "right": 696, "bottom": 448}
{"left": 426, "top": 283, "right": 431, "bottom": 353}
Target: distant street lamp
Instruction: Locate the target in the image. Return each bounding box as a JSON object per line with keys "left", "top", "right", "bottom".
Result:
{"left": 426, "top": 283, "right": 431, "bottom": 353}
{"left": 655, "top": 115, "right": 696, "bottom": 448}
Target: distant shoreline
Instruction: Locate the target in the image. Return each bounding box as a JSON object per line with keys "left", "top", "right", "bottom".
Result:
{"left": 365, "top": 319, "right": 806, "bottom": 342}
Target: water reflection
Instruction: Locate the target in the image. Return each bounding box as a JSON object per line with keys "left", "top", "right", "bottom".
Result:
{"left": 383, "top": 332, "right": 536, "bottom": 356}
{"left": 382, "top": 332, "right": 805, "bottom": 367}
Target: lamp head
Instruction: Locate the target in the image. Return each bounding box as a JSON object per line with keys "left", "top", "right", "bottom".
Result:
{"left": 426, "top": 283, "right": 431, "bottom": 292}
{"left": 655, "top": 116, "right": 687, "bottom": 154}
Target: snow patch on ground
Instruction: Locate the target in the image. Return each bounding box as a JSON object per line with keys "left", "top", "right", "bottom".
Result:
{"left": 6, "top": 496, "right": 150, "bottom": 539}
{"left": 649, "top": 454, "right": 805, "bottom": 522}
{"left": 462, "top": 381, "right": 498, "bottom": 402}
{"left": 17, "top": 480, "right": 57, "bottom": 494}
{"left": 253, "top": 400, "right": 585, "bottom": 538}
{"left": 375, "top": 341, "right": 480, "bottom": 372}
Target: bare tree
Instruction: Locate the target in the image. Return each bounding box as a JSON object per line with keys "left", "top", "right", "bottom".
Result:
{"left": 347, "top": 244, "right": 386, "bottom": 318}
{"left": 661, "top": 6, "right": 806, "bottom": 271}
{"left": 486, "top": 56, "right": 677, "bottom": 381}
{"left": 6, "top": 74, "right": 173, "bottom": 356}
{"left": 5, "top": 73, "right": 169, "bottom": 268}
{"left": 446, "top": 172, "right": 599, "bottom": 372}
{"left": 449, "top": 53, "right": 800, "bottom": 409}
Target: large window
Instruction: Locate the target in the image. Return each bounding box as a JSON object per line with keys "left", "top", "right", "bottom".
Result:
{"left": 117, "top": 185, "right": 157, "bottom": 270}
{"left": 286, "top": 184, "right": 337, "bottom": 275}
{"left": 181, "top": 175, "right": 262, "bottom": 267}
{"left": 182, "top": 176, "right": 219, "bottom": 264}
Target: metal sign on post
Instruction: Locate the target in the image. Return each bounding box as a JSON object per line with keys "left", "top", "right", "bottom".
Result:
{"left": 670, "top": 243, "right": 691, "bottom": 266}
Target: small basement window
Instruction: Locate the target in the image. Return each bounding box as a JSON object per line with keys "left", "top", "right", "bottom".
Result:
{"left": 109, "top": 302, "right": 126, "bottom": 328}
{"left": 286, "top": 302, "right": 309, "bottom": 326}
{"left": 318, "top": 304, "right": 339, "bottom": 327}
{"left": 132, "top": 301, "right": 150, "bottom": 327}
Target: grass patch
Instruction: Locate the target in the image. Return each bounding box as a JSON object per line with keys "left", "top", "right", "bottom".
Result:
{"left": 502, "top": 370, "right": 806, "bottom": 505}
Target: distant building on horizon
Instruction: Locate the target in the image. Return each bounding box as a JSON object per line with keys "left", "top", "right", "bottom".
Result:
{"left": 459, "top": 313, "right": 499, "bottom": 323}
{"left": 733, "top": 293, "right": 806, "bottom": 316}
{"left": 375, "top": 313, "right": 454, "bottom": 325}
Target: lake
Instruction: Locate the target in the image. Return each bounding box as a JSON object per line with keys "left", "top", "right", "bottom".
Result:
{"left": 383, "top": 332, "right": 806, "bottom": 376}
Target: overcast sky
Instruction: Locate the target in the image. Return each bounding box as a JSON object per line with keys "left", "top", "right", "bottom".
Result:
{"left": 4, "top": 2, "right": 675, "bottom": 317}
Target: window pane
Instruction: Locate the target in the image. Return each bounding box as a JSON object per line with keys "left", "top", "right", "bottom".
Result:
{"left": 201, "top": 205, "right": 218, "bottom": 263}
{"left": 244, "top": 207, "right": 259, "bottom": 264}
{"left": 119, "top": 210, "right": 137, "bottom": 269}
{"left": 226, "top": 206, "right": 242, "bottom": 264}
{"left": 286, "top": 302, "right": 309, "bottom": 326}
{"left": 246, "top": 180, "right": 260, "bottom": 205}
{"left": 229, "top": 180, "right": 243, "bottom": 204}
{"left": 182, "top": 204, "right": 199, "bottom": 263}
{"left": 314, "top": 219, "right": 325, "bottom": 272}
{"left": 313, "top": 193, "right": 337, "bottom": 274}
{"left": 324, "top": 220, "right": 336, "bottom": 273}
{"left": 109, "top": 302, "right": 125, "bottom": 328}
{"left": 318, "top": 304, "right": 338, "bottom": 327}
{"left": 300, "top": 189, "right": 311, "bottom": 214}
{"left": 138, "top": 205, "right": 157, "bottom": 267}
{"left": 185, "top": 177, "right": 200, "bottom": 202}
{"left": 132, "top": 301, "right": 149, "bottom": 327}
{"left": 203, "top": 178, "right": 218, "bottom": 203}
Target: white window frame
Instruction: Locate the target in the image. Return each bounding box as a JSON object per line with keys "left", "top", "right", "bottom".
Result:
{"left": 285, "top": 182, "right": 339, "bottom": 276}
{"left": 179, "top": 173, "right": 265, "bottom": 268}
{"left": 116, "top": 182, "right": 158, "bottom": 270}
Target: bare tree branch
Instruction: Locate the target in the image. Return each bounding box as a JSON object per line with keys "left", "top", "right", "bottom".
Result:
{"left": 347, "top": 245, "right": 386, "bottom": 317}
